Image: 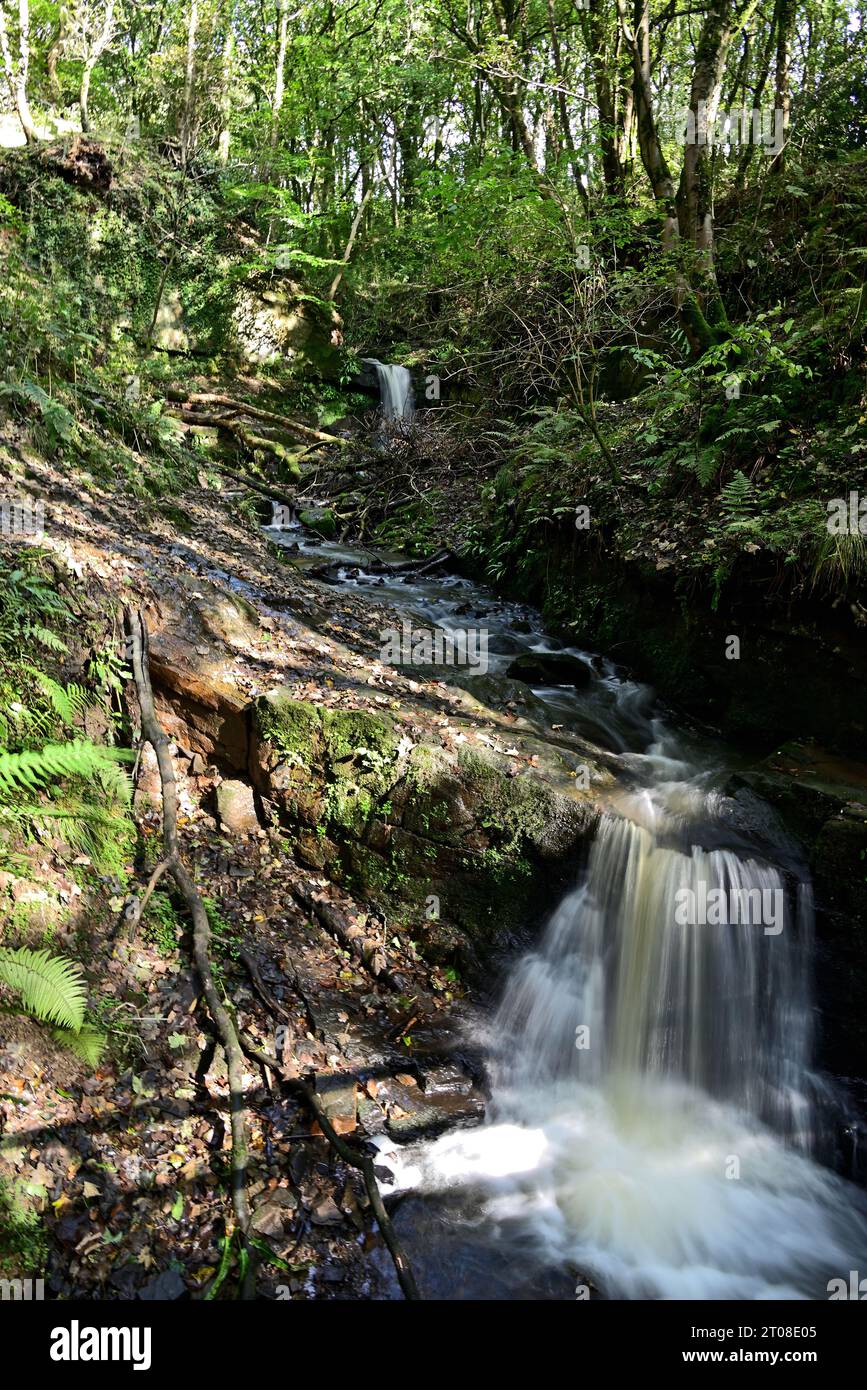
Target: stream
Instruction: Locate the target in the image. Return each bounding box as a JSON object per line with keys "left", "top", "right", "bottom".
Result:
{"left": 265, "top": 512, "right": 867, "bottom": 1301}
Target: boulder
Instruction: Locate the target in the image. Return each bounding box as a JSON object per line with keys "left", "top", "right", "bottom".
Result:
{"left": 506, "top": 652, "right": 593, "bottom": 686}
{"left": 215, "top": 780, "right": 260, "bottom": 835}
{"left": 299, "top": 507, "right": 337, "bottom": 540}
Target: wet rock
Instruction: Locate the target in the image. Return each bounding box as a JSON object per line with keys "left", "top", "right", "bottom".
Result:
{"left": 139, "top": 1268, "right": 187, "bottom": 1300}
{"left": 506, "top": 652, "right": 593, "bottom": 686}
{"left": 311, "top": 1196, "right": 343, "bottom": 1226}
{"left": 215, "top": 780, "right": 260, "bottom": 835}
{"left": 362, "top": 1062, "right": 488, "bottom": 1142}
{"left": 313, "top": 1076, "right": 358, "bottom": 1136}
{"left": 299, "top": 507, "right": 337, "bottom": 540}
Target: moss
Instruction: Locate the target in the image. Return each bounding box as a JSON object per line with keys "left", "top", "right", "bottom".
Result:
{"left": 299, "top": 507, "right": 337, "bottom": 539}
{"left": 255, "top": 692, "right": 322, "bottom": 761}
{"left": 322, "top": 708, "right": 397, "bottom": 763}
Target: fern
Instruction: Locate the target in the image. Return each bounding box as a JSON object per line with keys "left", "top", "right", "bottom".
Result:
{"left": 24, "top": 669, "right": 92, "bottom": 726}
{"left": 0, "top": 948, "right": 86, "bottom": 1030}
{"left": 27, "top": 626, "right": 68, "bottom": 654}
{"left": 0, "top": 801, "right": 133, "bottom": 873}
{"left": 0, "top": 739, "right": 133, "bottom": 797}
{"left": 53, "top": 1024, "right": 106, "bottom": 1066}
{"left": 692, "top": 447, "right": 720, "bottom": 487}
{"left": 720, "top": 470, "right": 756, "bottom": 512}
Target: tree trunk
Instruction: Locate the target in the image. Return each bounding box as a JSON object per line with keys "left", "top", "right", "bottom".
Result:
{"left": 675, "top": 0, "right": 761, "bottom": 333}
{"left": 581, "top": 0, "right": 627, "bottom": 197}
{"left": 769, "top": 0, "right": 794, "bottom": 173}
{"left": 734, "top": 3, "right": 778, "bottom": 191}
{"left": 617, "top": 0, "right": 678, "bottom": 243}
{"left": 180, "top": 0, "right": 199, "bottom": 165}
{"left": 0, "top": 0, "right": 37, "bottom": 143}
{"left": 546, "top": 0, "right": 588, "bottom": 195}
{"left": 217, "top": 14, "right": 234, "bottom": 164}
{"left": 270, "top": 0, "right": 289, "bottom": 149}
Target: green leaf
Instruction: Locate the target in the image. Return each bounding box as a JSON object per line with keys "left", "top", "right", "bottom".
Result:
{"left": 0, "top": 948, "right": 86, "bottom": 1029}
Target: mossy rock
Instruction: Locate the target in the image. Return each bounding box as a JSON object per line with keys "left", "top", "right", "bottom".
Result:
{"left": 299, "top": 507, "right": 337, "bottom": 539}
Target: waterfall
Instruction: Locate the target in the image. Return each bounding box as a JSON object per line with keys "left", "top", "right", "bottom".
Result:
{"left": 493, "top": 802, "right": 815, "bottom": 1146}
{"left": 364, "top": 358, "right": 415, "bottom": 421}
{"left": 382, "top": 719, "right": 867, "bottom": 1297}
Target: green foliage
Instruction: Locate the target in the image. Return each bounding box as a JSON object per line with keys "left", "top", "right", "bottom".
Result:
{"left": 0, "top": 557, "right": 73, "bottom": 653}
{"left": 0, "top": 1176, "right": 48, "bottom": 1277}
{"left": 720, "top": 471, "right": 756, "bottom": 514}
{"left": 0, "top": 947, "right": 86, "bottom": 1030}
{"left": 0, "top": 739, "right": 133, "bottom": 800}
{"left": 143, "top": 890, "right": 183, "bottom": 955}
{"left": 52, "top": 1024, "right": 107, "bottom": 1067}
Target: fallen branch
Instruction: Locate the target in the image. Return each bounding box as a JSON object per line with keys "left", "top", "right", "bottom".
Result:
{"left": 169, "top": 408, "right": 298, "bottom": 455}
{"left": 291, "top": 882, "right": 413, "bottom": 995}
{"left": 165, "top": 391, "right": 349, "bottom": 448}
{"left": 125, "top": 607, "right": 254, "bottom": 1291}
{"left": 208, "top": 462, "right": 298, "bottom": 513}
{"left": 365, "top": 549, "right": 453, "bottom": 578}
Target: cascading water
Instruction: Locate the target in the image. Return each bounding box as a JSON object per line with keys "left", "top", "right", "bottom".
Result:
{"left": 495, "top": 800, "right": 816, "bottom": 1145}
{"left": 263, "top": 524, "right": 867, "bottom": 1298}
{"left": 364, "top": 358, "right": 415, "bottom": 421}
{"left": 376, "top": 687, "right": 867, "bottom": 1299}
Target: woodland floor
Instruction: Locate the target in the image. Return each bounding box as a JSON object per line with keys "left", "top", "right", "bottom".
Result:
{"left": 0, "top": 422, "right": 600, "bottom": 1299}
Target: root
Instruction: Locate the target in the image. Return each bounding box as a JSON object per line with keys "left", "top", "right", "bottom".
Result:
{"left": 125, "top": 607, "right": 254, "bottom": 1293}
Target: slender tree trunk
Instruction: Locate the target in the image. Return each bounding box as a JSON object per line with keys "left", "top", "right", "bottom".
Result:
{"left": 79, "top": 0, "right": 115, "bottom": 135}
{"left": 581, "top": 0, "right": 627, "bottom": 196}
{"left": 547, "top": 0, "right": 586, "bottom": 194}
{"left": 180, "top": 0, "right": 199, "bottom": 165}
{"left": 616, "top": 0, "right": 678, "bottom": 243}
{"left": 46, "top": 8, "right": 68, "bottom": 114}
{"left": 270, "top": 0, "right": 289, "bottom": 149}
{"left": 217, "top": 15, "right": 234, "bottom": 164}
{"left": 769, "top": 0, "right": 794, "bottom": 173}
{"left": 675, "top": 0, "right": 761, "bottom": 333}
{"left": 328, "top": 186, "right": 372, "bottom": 301}
{"left": 734, "top": 3, "right": 778, "bottom": 190}
{"left": 0, "top": 0, "right": 37, "bottom": 143}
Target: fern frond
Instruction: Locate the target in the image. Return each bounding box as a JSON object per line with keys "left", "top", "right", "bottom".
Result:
{"left": 53, "top": 1024, "right": 106, "bottom": 1066}
{"left": 26, "top": 626, "right": 68, "bottom": 653}
{"left": 0, "top": 739, "right": 133, "bottom": 797}
{"left": 0, "top": 802, "right": 134, "bottom": 871}
{"left": 720, "top": 470, "right": 755, "bottom": 512}
{"left": 0, "top": 948, "right": 86, "bottom": 1030}
{"left": 25, "top": 669, "right": 92, "bottom": 725}
{"left": 692, "top": 447, "right": 720, "bottom": 488}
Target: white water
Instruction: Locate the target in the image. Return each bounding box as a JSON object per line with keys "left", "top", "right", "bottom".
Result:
{"left": 262, "top": 530, "right": 867, "bottom": 1297}
{"left": 364, "top": 358, "right": 415, "bottom": 421}
{"left": 381, "top": 691, "right": 867, "bottom": 1299}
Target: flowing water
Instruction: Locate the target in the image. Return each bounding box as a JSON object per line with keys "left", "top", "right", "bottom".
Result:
{"left": 266, "top": 516, "right": 867, "bottom": 1300}
{"left": 362, "top": 358, "right": 415, "bottom": 421}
